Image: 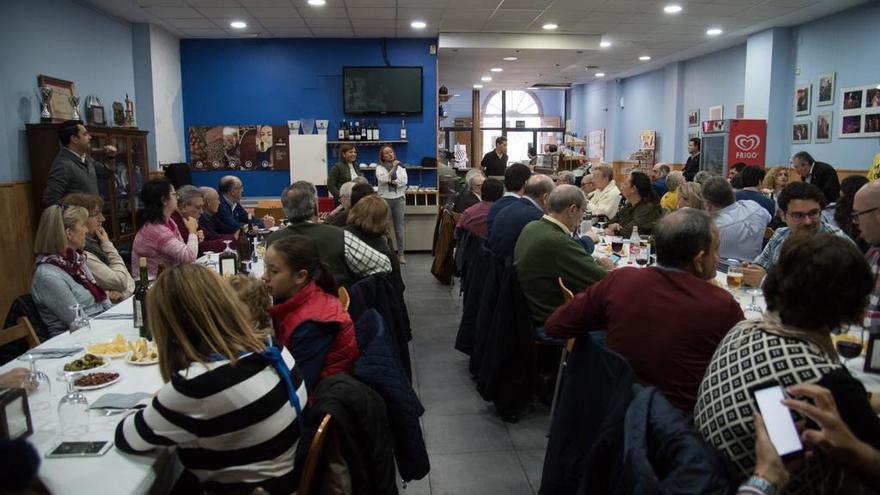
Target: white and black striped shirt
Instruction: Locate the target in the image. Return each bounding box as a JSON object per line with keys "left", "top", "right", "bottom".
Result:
{"left": 116, "top": 347, "right": 307, "bottom": 495}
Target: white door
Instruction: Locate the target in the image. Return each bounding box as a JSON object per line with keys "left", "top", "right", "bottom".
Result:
{"left": 289, "top": 134, "right": 327, "bottom": 186}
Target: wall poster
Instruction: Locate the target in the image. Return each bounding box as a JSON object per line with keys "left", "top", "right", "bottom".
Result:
{"left": 189, "top": 125, "right": 290, "bottom": 171}
{"left": 839, "top": 84, "right": 880, "bottom": 138}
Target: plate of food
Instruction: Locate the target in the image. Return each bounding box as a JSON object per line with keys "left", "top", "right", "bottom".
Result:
{"left": 59, "top": 353, "right": 107, "bottom": 373}
{"left": 74, "top": 371, "right": 121, "bottom": 391}
{"left": 86, "top": 334, "right": 132, "bottom": 359}
{"left": 126, "top": 339, "right": 159, "bottom": 365}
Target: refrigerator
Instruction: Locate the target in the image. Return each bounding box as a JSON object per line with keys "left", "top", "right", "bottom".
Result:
{"left": 700, "top": 119, "right": 767, "bottom": 177}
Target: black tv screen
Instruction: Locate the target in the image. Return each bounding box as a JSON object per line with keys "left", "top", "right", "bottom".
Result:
{"left": 343, "top": 66, "right": 423, "bottom": 115}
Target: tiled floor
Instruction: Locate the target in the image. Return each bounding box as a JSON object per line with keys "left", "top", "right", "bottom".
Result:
{"left": 398, "top": 254, "right": 549, "bottom": 495}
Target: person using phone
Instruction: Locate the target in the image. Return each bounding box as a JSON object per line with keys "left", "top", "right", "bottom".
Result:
{"left": 695, "top": 233, "right": 874, "bottom": 494}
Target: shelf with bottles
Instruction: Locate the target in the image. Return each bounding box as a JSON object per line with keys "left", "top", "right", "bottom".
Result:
{"left": 334, "top": 119, "right": 408, "bottom": 143}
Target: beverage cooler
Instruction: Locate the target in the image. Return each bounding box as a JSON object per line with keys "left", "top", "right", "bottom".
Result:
{"left": 700, "top": 119, "right": 767, "bottom": 177}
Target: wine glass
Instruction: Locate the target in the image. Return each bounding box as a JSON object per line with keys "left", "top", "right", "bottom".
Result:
{"left": 204, "top": 251, "right": 217, "bottom": 271}
{"left": 836, "top": 328, "right": 864, "bottom": 367}
{"left": 22, "top": 354, "right": 52, "bottom": 412}
{"left": 58, "top": 373, "right": 89, "bottom": 438}
{"left": 69, "top": 304, "right": 92, "bottom": 346}
{"left": 745, "top": 287, "right": 763, "bottom": 315}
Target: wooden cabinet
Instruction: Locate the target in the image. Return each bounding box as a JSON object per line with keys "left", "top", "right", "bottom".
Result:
{"left": 26, "top": 124, "right": 149, "bottom": 245}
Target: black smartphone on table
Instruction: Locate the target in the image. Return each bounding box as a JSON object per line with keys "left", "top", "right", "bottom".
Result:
{"left": 749, "top": 381, "right": 804, "bottom": 461}
{"left": 45, "top": 441, "right": 112, "bottom": 458}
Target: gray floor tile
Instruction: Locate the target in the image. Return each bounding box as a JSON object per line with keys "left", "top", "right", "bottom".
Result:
{"left": 506, "top": 405, "right": 551, "bottom": 451}
{"left": 516, "top": 449, "right": 546, "bottom": 494}
{"left": 423, "top": 412, "right": 512, "bottom": 454}
{"left": 419, "top": 383, "right": 489, "bottom": 417}
{"left": 398, "top": 474, "right": 431, "bottom": 495}
{"left": 429, "top": 451, "right": 534, "bottom": 495}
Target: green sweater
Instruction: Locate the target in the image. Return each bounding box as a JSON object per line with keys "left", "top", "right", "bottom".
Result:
{"left": 514, "top": 217, "right": 607, "bottom": 324}
{"left": 610, "top": 200, "right": 661, "bottom": 237}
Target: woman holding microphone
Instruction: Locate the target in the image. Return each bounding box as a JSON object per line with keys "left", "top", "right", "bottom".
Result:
{"left": 376, "top": 144, "right": 408, "bottom": 263}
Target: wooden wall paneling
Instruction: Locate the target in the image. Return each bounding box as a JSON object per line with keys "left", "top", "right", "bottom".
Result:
{"left": 472, "top": 90, "right": 481, "bottom": 168}
{"left": 0, "top": 182, "right": 36, "bottom": 320}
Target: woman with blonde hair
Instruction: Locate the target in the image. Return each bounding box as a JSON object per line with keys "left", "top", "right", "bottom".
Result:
{"left": 376, "top": 144, "right": 408, "bottom": 263}
{"left": 762, "top": 166, "right": 789, "bottom": 199}
{"left": 32, "top": 205, "right": 113, "bottom": 336}
{"left": 61, "top": 193, "right": 134, "bottom": 301}
{"left": 115, "top": 264, "right": 307, "bottom": 494}
{"left": 677, "top": 182, "right": 705, "bottom": 210}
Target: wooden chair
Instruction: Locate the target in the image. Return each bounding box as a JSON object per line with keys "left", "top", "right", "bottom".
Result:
{"left": 548, "top": 278, "right": 577, "bottom": 434}
{"left": 338, "top": 286, "right": 350, "bottom": 311}
{"left": 0, "top": 317, "right": 41, "bottom": 349}
{"left": 298, "top": 414, "right": 333, "bottom": 495}
{"left": 764, "top": 226, "right": 775, "bottom": 241}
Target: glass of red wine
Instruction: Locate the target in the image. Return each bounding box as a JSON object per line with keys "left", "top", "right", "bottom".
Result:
{"left": 836, "top": 327, "right": 864, "bottom": 367}
{"left": 610, "top": 236, "right": 623, "bottom": 255}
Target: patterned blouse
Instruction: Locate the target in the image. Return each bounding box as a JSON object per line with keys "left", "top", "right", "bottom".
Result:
{"left": 694, "top": 314, "right": 843, "bottom": 495}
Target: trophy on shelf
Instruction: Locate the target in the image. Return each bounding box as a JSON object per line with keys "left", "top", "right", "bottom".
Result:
{"left": 69, "top": 95, "right": 81, "bottom": 121}
{"left": 38, "top": 86, "right": 53, "bottom": 121}
{"left": 112, "top": 101, "right": 125, "bottom": 127}
{"left": 124, "top": 94, "right": 135, "bottom": 127}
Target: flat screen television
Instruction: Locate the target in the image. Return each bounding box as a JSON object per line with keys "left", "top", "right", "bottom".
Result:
{"left": 343, "top": 66, "right": 423, "bottom": 115}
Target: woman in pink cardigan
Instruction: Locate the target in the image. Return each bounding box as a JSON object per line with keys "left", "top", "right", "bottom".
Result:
{"left": 131, "top": 178, "right": 199, "bottom": 278}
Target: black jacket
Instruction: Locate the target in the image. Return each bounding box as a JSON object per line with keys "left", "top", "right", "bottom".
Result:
{"left": 805, "top": 161, "right": 840, "bottom": 203}
{"left": 487, "top": 198, "right": 543, "bottom": 260}
{"left": 453, "top": 190, "right": 480, "bottom": 213}
{"left": 455, "top": 240, "right": 496, "bottom": 357}
{"left": 348, "top": 274, "right": 413, "bottom": 380}
{"left": 683, "top": 153, "right": 700, "bottom": 182}
{"left": 467, "top": 246, "right": 505, "bottom": 376}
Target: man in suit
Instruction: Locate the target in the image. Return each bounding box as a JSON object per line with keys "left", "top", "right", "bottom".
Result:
{"left": 215, "top": 175, "right": 275, "bottom": 234}
{"left": 488, "top": 174, "right": 554, "bottom": 260}
{"left": 44, "top": 120, "right": 117, "bottom": 205}
{"left": 453, "top": 169, "right": 485, "bottom": 213}
{"left": 486, "top": 163, "right": 532, "bottom": 236}
{"left": 682, "top": 138, "right": 701, "bottom": 182}
{"left": 791, "top": 151, "right": 840, "bottom": 203}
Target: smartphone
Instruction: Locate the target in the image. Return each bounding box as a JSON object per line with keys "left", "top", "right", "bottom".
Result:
{"left": 749, "top": 381, "right": 804, "bottom": 460}
{"left": 46, "top": 441, "right": 112, "bottom": 458}
{"left": 611, "top": 254, "right": 621, "bottom": 264}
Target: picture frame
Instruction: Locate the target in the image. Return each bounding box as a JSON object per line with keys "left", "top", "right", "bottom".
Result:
{"left": 87, "top": 105, "right": 105, "bottom": 126}
{"left": 709, "top": 105, "right": 723, "bottom": 120}
{"left": 36, "top": 74, "right": 77, "bottom": 122}
{"left": 795, "top": 84, "right": 811, "bottom": 116}
{"left": 817, "top": 73, "right": 835, "bottom": 106}
{"left": 864, "top": 333, "right": 880, "bottom": 374}
{"left": 792, "top": 121, "right": 811, "bottom": 144}
{"left": 815, "top": 111, "right": 832, "bottom": 143}
{"left": 735, "top": 103, "right": 744, "bottom": 119}
{"left": 839, "top": 84, "right": 880, "bottom": 138}
{"left": 687, "top": 109, "right": 700, "bottom": 127}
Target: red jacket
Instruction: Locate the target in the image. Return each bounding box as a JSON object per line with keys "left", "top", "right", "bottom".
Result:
{"left": 269, "top": 281, "right": 358, "bottom": 380}
{"left": 170, "top": 210, "right": 233, "bottom": 256}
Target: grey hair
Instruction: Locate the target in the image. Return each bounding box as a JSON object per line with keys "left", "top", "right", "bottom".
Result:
{"left": 466, "top": 168, "right": 486, "bottom": 189}
{"left": 701, "top": 176, "right": 736, "bottom": 208}
{"left": 556, "top": 171, "right": 575, "bottom": 185}
{"left": 523, "top": 174, "right": 554, "bottom": 201}
{"left": 281, "top": 181, "right": 318, "bottom": 222}
{"left": 655, "top": 208, "right": 714, "bottom": 268}
{"left": 177, "top": 185, "right": 204, "bottom": 206}
{"left": 693, "top": 170, "right": 713, "bottom": 185}
{"left": 198, "top": 186, "right": 218, "bottom": 199}
{"left": 339, "top": 181, "right": 355, "bottom": 198}
{"left": 592, "top": 164, "right": 613, "bottom": 181}
{"left": 548, "top": 184, "right": 586, "bottom": 213}
{"left": 582, "top": 174, "right": 594, "bottom": 184}
{"left": 665, "top": 170, "right": 684, "bottom": 191}
{"left": 352, "top": 176, "right": 369, "bottom": 185}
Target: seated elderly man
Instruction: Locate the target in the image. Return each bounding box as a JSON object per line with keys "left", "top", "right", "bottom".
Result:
{"left": 488, "top": 174, "right": 554, "bottom": 260}
{"left": 215, "top": 175, "right": 275, "bottom": 234}
{"left": 588, "top": 164, "right": 621, "bottom": 220}
{"left": 580, "top": 173, "right": 596, "bottom": 200}
{"left": 555, "top": 170, "right": 575, "bottom": 186}
{"left": 171, "top": 186, "right": 231, "bottom": 256}
{"left": 546, "top": 208, "right": 745, "bottom": 411}
{"left": 515, "top": 185, "right": 608, "bottom": 325}
{"left": 324, "top": 178, "right": 369, "bottom": 227}
{"left": 453, "top": 169, "right": 486, "bottom": 213}
{"left": 457, "top": 178, "right": 504, "bottom": 239}
{"left": 267, "top": 181, "right": 390, "bottom": 287}
{"left": 197, "top": 186, "right": 237, "bottom": 244}
{"left": 651, "top": 163, "right": 671, "bottom": 198}
{"left": 742, "top": 182, "right": 850, "bottom": 286}
{"left": 702, "top": 176, "right": 771, "bottom": 262}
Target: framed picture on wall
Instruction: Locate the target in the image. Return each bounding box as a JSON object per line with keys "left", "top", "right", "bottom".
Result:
{"left": 841, "top": 115, "right": 862, "bottom": 136}
{"left": 818, "top": 73, "right": 835, "bottom": 106}
{"left": 792, "top": 121, "right": 811, "bottom": 144}
{"left": 688, "top": 109, "right": 699, "bottom": 126}
{"left": 839, "top": 85, "right": 880, "bottom": 138}
{"left": 865, "top": 113, "right": 880, "bottom": 137}
{"left": 815, "top": 112, "right": 832, "bottom": 143}
{"left": 709, "top": 105, "right": 723, "bottom": 120}
{"left": 795, "top": 84, "right": 811, "bottom": 116}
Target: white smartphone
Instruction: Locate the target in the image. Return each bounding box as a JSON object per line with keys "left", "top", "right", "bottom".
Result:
{"left": 749, "top": 381, "right": 804, "bottom": 460}
{"left": 45, "top": 441, "right": 112, "bottom": 458}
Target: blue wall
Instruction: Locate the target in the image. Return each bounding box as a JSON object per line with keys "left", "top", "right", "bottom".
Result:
{"left": 180, "top": 38, "right": 437, "bottom": 197}
{"left": 619, "top": 70, "right": 667, "bottom": 159}
{"left": 0, "top": 0, "right": 136, "bottom": 182}
{"left": 681, "top": 44, "right": 746, "bottom": 143}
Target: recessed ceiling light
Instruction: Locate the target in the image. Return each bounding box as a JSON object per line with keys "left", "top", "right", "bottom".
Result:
{"left": 490, "top": 67, "right": 503, "bottom": 72}
{"left": 542, "top": 23, "right": 558, "bottom": 30}
{"left": 230, "top": 20, "right": 247, "bottom": 29}
{"left": 453, "top": 93, "right": 460, "bottom": 97}
{"left": 706, "top": 27, "right": 723, "bottom": 36}
{"left": 503, "top": 56, "right": 518, "bottom": 61}
{"left": 663, "top": 4, "right": 682, "bottom": 14}
{"left": 411, "top": 20, "right": 427, "bottom": 29}
{"left": 473, "top": 84, "right": 483, "bottom": 89}
{"left": 599, "top": 41, "right": 611, "bottom": 48}
{"left": 481, "top": 76, "right": 492, "bottom": 81}
{"left": 307, "top": 0, "right": 325, "bottom": 5}
{"left": 595, "top": 72, "right": 606, "bottom": 77}
{"left": 639, "top": 55, "right": 651, "bottom": 61}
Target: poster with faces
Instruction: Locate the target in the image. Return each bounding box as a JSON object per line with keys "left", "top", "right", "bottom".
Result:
{"left": 839, "top": 84, "right": 880, "bottom": 138}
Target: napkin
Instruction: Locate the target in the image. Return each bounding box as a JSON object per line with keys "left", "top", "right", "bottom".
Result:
{"left": 17, "top": 348, "right": 82, "bottom": 360}
{"left": 94, "top": 313, "right": 134, "bottom": 320}
{"left": 88, "top": 392, "right": 151, "bottom": 410}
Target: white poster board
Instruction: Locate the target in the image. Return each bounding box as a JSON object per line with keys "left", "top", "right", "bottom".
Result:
{"left": 588, "top": 129, "right": 605, "bottom": 161}
{"left": 289, "top": 134, "right": 328, "bottom": 186}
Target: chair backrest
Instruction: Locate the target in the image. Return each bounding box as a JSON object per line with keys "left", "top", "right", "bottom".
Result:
{"left": 0, "top": 317, "right": 40, "bottom": 349}
{"left": 298, "top": 413, "right": 333, "bottom": 495}
{"left": 764, "top": 226, "right": 775, "bottom": 241}
{"left": 558, "top": 277, "right": 574, "bottom": 302}
{"left": 338, "top": 286, "right": 350, "bottom": 311}
{"left": 254, "top": 206, "right": 285, "bottom": 222}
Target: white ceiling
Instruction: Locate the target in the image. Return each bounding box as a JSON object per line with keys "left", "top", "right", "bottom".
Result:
{"left": 83, "top": 0, "right": 869, "bottom": 91}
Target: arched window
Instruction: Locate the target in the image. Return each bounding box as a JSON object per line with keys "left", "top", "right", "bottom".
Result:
{"left": 481, "top": 90, "right": 547, "bottom": 162}
{"left": 482, "top": 90, "right": 544, "bottom": 122}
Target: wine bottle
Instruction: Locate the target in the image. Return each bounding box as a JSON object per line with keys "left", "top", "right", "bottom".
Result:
{"left": 338, "top": 120, "right": 345, "bottom": 140}
{"left": 374, "top": 121, "right": 380, "bottom": 141}
{"left": 400, "top": 120, "right": 407, "bottom": 140}
{"left": 219, "top": 240, "right": 239, "bottom": 277}
{"left": 361, "top": 122, "right": 367, "bottom": 141}
{"left": 133, "top": 257, "right": 150, "bottom": 339}
{"left": 342, "top": 120, "right": 350, "bottom": 141}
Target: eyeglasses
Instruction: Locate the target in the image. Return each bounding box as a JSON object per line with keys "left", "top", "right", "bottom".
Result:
{"left": 851, "top": 206, "right": 880, "bottom": 219}
{"left": 786, "top": 209, "right": 821, "bottom": 221}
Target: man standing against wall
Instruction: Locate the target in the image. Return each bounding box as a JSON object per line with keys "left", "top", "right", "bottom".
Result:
{"left": 682, "top": 138, "right": 701, "bottom": 182}
{"left": 44, "top": 120, "right": 117, "bottom": 205}
{"left": 481, "top": 136, "right": 509, "bottom": 180}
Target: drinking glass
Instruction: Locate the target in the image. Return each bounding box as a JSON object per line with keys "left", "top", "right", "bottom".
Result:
{"left": 836, "top": 327, "right": 864, "bottom": 366}
{"left": 745, "top": 287, "right": 763, "bottom": 314}
{"left": 635, "top": 247, "right": 649, "bottom": 267}
{"left": 726, "top": 264, "right": 744, "bottom": 292}
{"left": 22, "top": 354, "right": 52, "bottom": 412}
{"left": 58, "top": 373, "right": 89, "bottom": 438}
{"left": 69, "top": 304, "right": 92, "bottom": 346}
{"left": 610, "top": 236, "right": 624, "bottom": 255}
{"left": 204, "top": 251, "right": 217, "bottom": 271}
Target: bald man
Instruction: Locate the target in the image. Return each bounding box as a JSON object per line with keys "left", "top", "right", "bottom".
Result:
{"left": 198, "top": 186, "right": 238, "bottom": 244}
{"left": 216, "top": 175, "right": 275, "bottom": 234}
{"left": 854, "top": 180, "right": 880, "bottom": 332}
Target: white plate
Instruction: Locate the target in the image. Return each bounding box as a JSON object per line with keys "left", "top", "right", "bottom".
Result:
{"left": 74, "top": 372, "right": 121, "bottom": 391}
{"left": 87, "top": 350, "right": 129, "bottom": 359}
{"left": 125, "top": 354, "right": 158, "bottom": 366}
{"left": 57, "top": 356, "right": 110, "bottom": 375}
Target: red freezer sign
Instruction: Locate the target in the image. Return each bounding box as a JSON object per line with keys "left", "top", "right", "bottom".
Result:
{"left": 727, "top": 119, "right": 767, "bottom": 168}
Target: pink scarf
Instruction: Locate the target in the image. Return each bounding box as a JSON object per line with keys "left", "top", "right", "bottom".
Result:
{"left": 35, "top": 248, "right": 108, "bottom": 303}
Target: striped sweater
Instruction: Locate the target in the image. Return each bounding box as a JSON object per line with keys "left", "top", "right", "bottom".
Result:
{"left": 115, "top": 348, "right": 307, "bottom": 495}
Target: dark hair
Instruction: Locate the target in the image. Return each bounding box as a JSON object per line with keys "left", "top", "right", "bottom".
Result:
{"left": 527, "top": 146, "right": 536, "bottom": 157}
{"left": 689, "top": 137, "right": 700, "bottom": 149}
{"left": 777, "top": 182, "right": 826, "bottom": 212}
{"left": 339, "top": 143, "right": 356, "bottom": 158}
{"left": 702, "top": 176, "right": 736, "bottom": 208}
{"left": 628, "top": 171, "right": 657, "bottom": 204}
{"left": 729, "top": 174, "right": 743, "bottom": 190}
{"left": 740, "top": 166, "right": 766, "bottom": 188}
{"left": 58, "top": 120, "right": 83, "bottom": 146}
{"left": 655, "top": 208, "right": 714, "bottom": 268}
{"left": 656, "top": 164, "right": 670, "bottom": 176}
{"left": 139, "top": 178, "right": 173, "bottom": 225}
{"left": 350, "top": 182, "right": 375, "bottom": 207}
{"left": 792, "top": 151, "right": 815, "bottom": 166}
{"left": 834, "top": 175, "right": 870, "bottom": 241}
{"left": 482, "top": 178, "right": 504, "bottom": 202}
{"left": 270, "top": 235, "right": 337, "bottom": 295}
{"left": 764, "top": 234, "right": 871, "bottom": 331}
{"left": 495, "top": 136, "right": 507, "bottom": 146}
{"left": 504, "top": 163, "right": 532, "bottom": 192}
{"left": 731, "top": 162, "right": 747, "bottom": 174}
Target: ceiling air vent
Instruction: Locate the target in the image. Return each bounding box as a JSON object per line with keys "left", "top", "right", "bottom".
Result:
{"left": 528, "top": 83, "right": 572, "bottom": 89}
